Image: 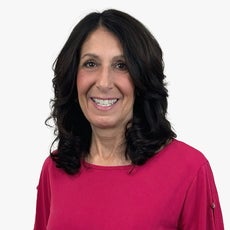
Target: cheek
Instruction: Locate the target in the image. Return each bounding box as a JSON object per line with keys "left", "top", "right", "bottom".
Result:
{"left": 120, "top": 77, "right": 135, "bottom": 98}
{"left": 76, "top": 72, "right": 90, "bottom": 95}
{"left": 76, "top": 73, "right": 90, "bottom": 111}
{"left": 76, "top": 72, "right": 84, "bottom": 92}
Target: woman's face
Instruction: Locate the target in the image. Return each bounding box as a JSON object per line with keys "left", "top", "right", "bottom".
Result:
{"left": 77, "top": 27, "right": 134, "bottom": 130}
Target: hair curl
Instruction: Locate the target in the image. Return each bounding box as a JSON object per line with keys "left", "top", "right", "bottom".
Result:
{"left": 46, "top": 9, "right": 176, "bottom": 174}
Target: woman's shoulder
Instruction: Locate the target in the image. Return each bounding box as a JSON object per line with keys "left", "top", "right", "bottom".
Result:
{"left": 154, "top": 138, "right": 209, "bottom": 170}
{"left": 165, "top": 138, "right": 207, "bottom": 158}
{"left": 40, "top": 150, "right": 58, "bottom": 172}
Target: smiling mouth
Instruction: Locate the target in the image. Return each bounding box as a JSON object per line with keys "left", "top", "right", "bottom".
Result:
{"left": 91, "top": 98, "right": 119, "bottom": 107}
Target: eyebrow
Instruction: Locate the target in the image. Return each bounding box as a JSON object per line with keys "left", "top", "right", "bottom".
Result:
{"left": 80, "top": 53, "right": 98, "bottom": 59}
{"left": 80, "top": 53, "right": 125, "bottom": 60}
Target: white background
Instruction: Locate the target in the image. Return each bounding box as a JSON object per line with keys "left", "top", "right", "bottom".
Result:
{"left": 0, "top": 0, "right": 229, "bottom": 229}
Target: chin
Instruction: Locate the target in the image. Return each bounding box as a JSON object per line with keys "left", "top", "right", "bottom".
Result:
{"left": 93, "top": 122, "right": 117, "bottom": 129}
{"left": 91, "top": 119, "right": 119, "bottom": 129}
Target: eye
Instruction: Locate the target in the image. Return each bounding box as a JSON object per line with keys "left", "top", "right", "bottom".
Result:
{"left": 83, "top": 60, "right": 97, "bottom": 68}
{"left": 113, "top": 61, "right": 128, "bottom": 71}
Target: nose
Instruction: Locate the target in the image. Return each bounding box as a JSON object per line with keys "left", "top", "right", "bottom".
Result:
{"left": 96, "top": 67, "right": 113, "bottom": 90}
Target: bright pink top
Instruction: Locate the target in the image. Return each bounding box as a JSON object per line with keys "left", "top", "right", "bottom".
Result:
{"left": 34, "top": 139, "right": 224, "bottom": 229}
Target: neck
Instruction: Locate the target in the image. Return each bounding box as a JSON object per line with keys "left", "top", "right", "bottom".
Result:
{"left": 86, "top": 127, "right": 130, "bottom": 166}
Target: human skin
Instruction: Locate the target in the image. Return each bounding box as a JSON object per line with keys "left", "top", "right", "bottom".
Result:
{"left": 76, "top": 27, "right": 135, "bottom": 166}
{"left": 77, "top": 27, "right": 135, "bottom": 131}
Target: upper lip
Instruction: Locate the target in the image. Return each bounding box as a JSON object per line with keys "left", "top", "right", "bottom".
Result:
{"left": 90, "top": 97, "right": 119, "bottom": 100}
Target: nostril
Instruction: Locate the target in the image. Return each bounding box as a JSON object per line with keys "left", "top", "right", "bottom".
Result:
{"left": 96, "top": 84, "right": 113, "bottom": 92}
{"left": 96, "top": 78, "right": 113, "bottom": 90}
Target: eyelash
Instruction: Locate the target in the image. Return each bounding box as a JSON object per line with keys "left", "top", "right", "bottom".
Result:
{"left": 82, "top": 60, "right": 128, "bottom": 71}
{"left": 113, "top": 62, "right": 128, "bottom": 71}
{"left": 83, "top": 60, "right": 96, "bottom": 68}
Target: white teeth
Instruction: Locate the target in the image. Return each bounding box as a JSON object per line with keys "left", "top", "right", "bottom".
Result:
{"left": 92, "top": 98, "right": 118, "bottom": 107}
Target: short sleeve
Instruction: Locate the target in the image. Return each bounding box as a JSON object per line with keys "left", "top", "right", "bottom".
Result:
{"left": 179, "top": 162, "right": 224, "bottom": 230}
{"left": 33, "top": 157, "right": 52, "bottom": 230}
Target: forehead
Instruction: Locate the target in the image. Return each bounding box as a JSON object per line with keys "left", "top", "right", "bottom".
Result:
{"left": 80, "top": 27, "right": 124, "bottom": 56}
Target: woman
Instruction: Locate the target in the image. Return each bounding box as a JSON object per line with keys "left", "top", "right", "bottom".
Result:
{"left": 34, "top": 9, "right": 224, "bottom": 229}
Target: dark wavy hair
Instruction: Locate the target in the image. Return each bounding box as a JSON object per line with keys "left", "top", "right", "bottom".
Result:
{"left": 46, "top": 9, "right": 176, "bottom": 174}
